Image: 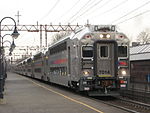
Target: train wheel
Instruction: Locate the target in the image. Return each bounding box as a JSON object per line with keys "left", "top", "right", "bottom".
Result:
{"left": 41, "top": 76, "right": 44, "bottom": 81}
{"left": 47, "top": 77, "right": 52, "bottom": 85}
{"left": 47, "top": 77, "right": 50, "bottom": 82}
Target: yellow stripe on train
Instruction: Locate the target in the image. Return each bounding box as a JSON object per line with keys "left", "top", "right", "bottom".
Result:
{"left": 97, "top": 75, "right": 112, "bottom": 77}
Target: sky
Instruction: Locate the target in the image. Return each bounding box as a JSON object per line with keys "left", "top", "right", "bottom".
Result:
{"left": 0, "top": 0, "right": 150, "bottom": 59}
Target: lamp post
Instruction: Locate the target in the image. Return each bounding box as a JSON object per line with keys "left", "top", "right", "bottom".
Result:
{"left": 1, "top": 39, "right": 15, "bottom": 81}
{"left": 0, "top": 17, "right": 19, "bottom": 99}
{"left": 3, "top": 39, "right": 16, "bottom": 56}
{"left": 2, "top": 34, "right": 16, "bottom": 54}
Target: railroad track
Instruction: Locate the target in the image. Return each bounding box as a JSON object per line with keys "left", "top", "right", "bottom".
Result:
{"left": 92, "top": 96, "right": 150, "bottom": 113}
{"left": 117, "top": 97, "right": 150, "bottom": 113}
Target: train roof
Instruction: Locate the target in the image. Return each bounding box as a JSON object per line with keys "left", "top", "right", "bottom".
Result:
{"left": 48, "top": 25, "right": 118, "bottom": 46}
{"left": 46, "top": 24, "right": 129, "bottom": 51}
{"left": 72, "top": 25, "right": 117, "bottom": 39}
{"left": 130, "top": 43, "right": 150, "bottom": 61}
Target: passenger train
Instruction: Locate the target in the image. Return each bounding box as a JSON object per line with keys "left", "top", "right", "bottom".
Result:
{"left": 14, "top": 25, "right": 130, "bottom": 96}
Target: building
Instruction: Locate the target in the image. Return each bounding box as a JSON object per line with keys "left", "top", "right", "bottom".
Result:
{"left": 130, "top": 43, "right": 150, "bottom": 92}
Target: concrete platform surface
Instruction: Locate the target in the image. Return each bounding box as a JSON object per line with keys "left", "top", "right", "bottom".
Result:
{"left": 0, "top": 72, "right": 130, "bottom": 113}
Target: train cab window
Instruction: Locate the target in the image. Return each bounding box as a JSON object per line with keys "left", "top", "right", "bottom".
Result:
{"left": 118, "top": 46, "right": 127, "bottom": 57}
{"left": 100, "top": 46, "right": 109, "bottom": 58}
{"left": 82, "top": 46, "right": 93, "bottom": 58}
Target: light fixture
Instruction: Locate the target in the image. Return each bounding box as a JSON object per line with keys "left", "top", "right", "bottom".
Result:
{"left": 9, "top": 52, "right": 12, "bottom": 56}
{"left": 11, "top": 39, "right": 16, "bottom": 49}
{"left": 100, "top": 34, "right": 103, "bottom": 38}
{"left": 9, "top": 47, "right": 13, "bottom": 52}
{"left": 121, "top": 70, "right": 127, "bottom": 76}
{"left": 11, "top": 26, "right": 20, "bottom": 39}
{"left": 83, "top": 70, "right": 90, "bottom": 76}
{"left": 106, "top": 34, "right": 111, "bottom": 38}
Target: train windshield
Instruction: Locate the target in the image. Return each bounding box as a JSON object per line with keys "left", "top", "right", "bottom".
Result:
{"left": 100, "top": 46, "right": 109, "bottom": 58}
{"left": 82, "top": 46, "right": 93, "bottom": 58}
{"left": 118, "top": 46, "right": 127, "bottom": 57}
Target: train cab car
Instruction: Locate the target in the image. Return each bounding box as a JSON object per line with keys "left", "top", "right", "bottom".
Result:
{"left": 47, "top": 25, "right": 130, "bottom": 96}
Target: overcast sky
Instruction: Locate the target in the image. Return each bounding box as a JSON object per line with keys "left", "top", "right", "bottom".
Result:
{"left": 0, "top": 0, "right": 150, "bottom": 47}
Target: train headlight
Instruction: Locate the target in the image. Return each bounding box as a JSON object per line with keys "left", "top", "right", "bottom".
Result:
{"left": 100, "top": 34, "right": 104, "bottom": 38}
{"left": 45, "top": 56, "right": 48, "bottom": 59}
{"left": 106, "top": 34, "right": 111, "bottom": 38}
{"left": 121, "top": 70, "right": 127, "bottom": 76}
{"left": 83, "top": 70, "right": 90, "bottom": 76}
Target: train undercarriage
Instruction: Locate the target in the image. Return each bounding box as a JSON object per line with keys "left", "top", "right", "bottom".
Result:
{"left": 70, "top": 77, "right": 121, "bottom": 96}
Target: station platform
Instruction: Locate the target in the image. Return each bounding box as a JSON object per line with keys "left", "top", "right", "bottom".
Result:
{"left": 0, "top": 72, "right": 129, "bottom": 113}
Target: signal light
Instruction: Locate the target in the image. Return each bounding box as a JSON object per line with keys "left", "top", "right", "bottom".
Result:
{"left": 120, "top": 80, "right": 125, "bottom": 84}
{"left": 120, "top": 80, "right": 127, "bottom": 84}
{"left": 84, "top": 34, "right": 92, "bottom": 38}
{"left": 119, "top": 61, "right": 127, "bottom": 66}
{"left": 120, "top": 35, "right": 123, "bottom": 38}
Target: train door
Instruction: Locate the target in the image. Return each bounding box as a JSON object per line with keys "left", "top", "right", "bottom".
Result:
{"left": 94, "top": 40, "right": 118, "bottom": 78}
{"left": 68, "top": 46, "right": 71, "bottom": 76}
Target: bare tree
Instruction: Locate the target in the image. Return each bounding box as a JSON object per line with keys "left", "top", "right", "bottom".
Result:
{"left": 51, "top": 32, "right": 69, "bottom": 44}
{"left": 137, "top": 29, "right": 150, "bottom": 44}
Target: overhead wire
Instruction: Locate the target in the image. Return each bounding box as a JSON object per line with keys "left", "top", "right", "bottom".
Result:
{"left": 70, "top": 0, "right": 108, "bottom": 23}
{"left": 116, "top": 10, "right": 150, "bottom": 25}
{"left": 89, "top": 0, "right": 128, "bottom": 20}
{"left": 71, "top": 0, "right": 122, "bottom": 23}
{"left": 65, "top": 0, "right": 93, "bottom": 23}
{"left": 111, "top": 0, "right": 150, "bottom": 24}
{"left": 18, "top": 0, "right": 61, "bottom": 48}
{"left": 39, "top": 0, "right": 60, "bottom": 23}
{"left": 54, "top": 0, "right": 81, "bottom": 23}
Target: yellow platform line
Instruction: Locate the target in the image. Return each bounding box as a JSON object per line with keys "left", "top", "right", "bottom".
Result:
{"left": 25, "top": 77, "right": 104, "bottom": 113}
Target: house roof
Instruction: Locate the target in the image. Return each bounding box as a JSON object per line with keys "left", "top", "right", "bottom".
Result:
{"left": 130, "top": 43, "right": 150, "bottom": 61}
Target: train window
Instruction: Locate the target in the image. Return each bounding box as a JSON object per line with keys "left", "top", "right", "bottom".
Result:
{"left": 118, "top": 46, "right": 127, "bottom": 57}
{"left": 82, "top": 46, "right": 93, "bottom": 58}
{"left": 28, "top": 69, "right": 31, "bottom": 72}
{"left": 100, "top": 46, "right": 109, "bottom": 58}
{"left": 50, "top": 67, "right": 67, "bottom": 76}
{"left": 50, "top": 42, "right": 67, "bottom": 55}
{"left": 34, "top": 53, "right": 42, "bottom": 60}
{"left": 27, "top": 58, "right": 32, "bottom": 63}
{"left": 34, "top": 68, "right": 41, "bottom": 73}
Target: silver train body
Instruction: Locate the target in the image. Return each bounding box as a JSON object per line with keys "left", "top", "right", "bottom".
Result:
{"left": 15, "top": 25, "right": 130, "bottom": 96}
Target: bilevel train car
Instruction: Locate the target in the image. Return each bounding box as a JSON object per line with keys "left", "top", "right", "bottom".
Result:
{"left": 15, "top": 25, "right": 130, "bottom": 96}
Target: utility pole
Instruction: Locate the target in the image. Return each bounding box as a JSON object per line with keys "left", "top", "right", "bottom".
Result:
{"left": 45, "top": 24, "right": 47, "bottom": 48}
{"left": 40, "top": 25, "right": 42, "bottom": 49}
{"left": 15, "top": 11, "right": 21, "bottom": 25}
